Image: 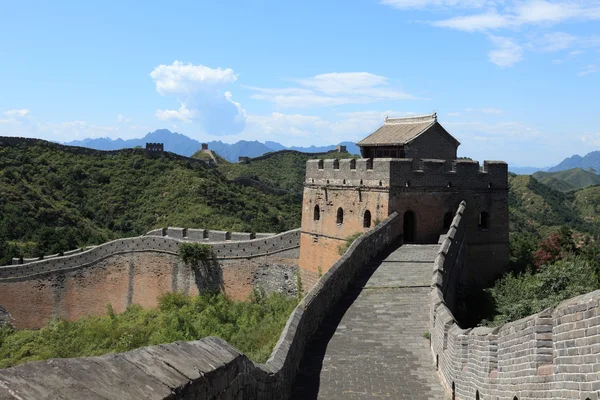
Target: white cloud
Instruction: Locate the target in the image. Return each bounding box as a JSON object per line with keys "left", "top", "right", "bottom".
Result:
{"left": 150, "top": 61, "right": 246, "bottom": 135}
{"left": 488, "top": 36, "right": 523, "bottom": 67}
{"left": 3, "top": 109, "right": 31, "bottom": 118}
{"left": 116, "top": 114, "right": 131, "bottom": 123}
{"left": 149, "top": 61, "right": 237, "bottom": 96}
{"left": 433, "top": 13, "right": 509, "bottom": 32}
{"left": 431, "top": 1, "right": 600, "bottom": 32}
{"left": 384, "top": 0, "right": 600, "bottom": 67}
{"left": 579, "top": 64, "right": 600, "bottom": 76}
{"left": 248, "top": 72, "right": 415, "bottom": 108}
{"left": 155, "top": 103, "right": 196, "bottom": 122}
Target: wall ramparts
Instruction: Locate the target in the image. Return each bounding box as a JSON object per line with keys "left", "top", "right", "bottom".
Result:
{"left": 11, "top": 229, "right": 278, "bottom": 266}
{"left": 431, "top": 202, "right": 600, "bottom": 400}
{"left": 0, "top": 230, "right": 300, "bottom": 280}
{"left": 0, "top": 212, "right": 403, "bottom": 399}
{"left": 305, "top": 158, "right": 507, "bottom": 189}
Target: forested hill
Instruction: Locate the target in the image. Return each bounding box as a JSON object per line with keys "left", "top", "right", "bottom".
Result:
{"left": 1, "top": 136, "right": 599, "bottom": 265}
{"left": 509, "top": 174, "right": 600, "bottom": 237}
{"left": 0, "top": 138, "right": 301, "bottom": 264}
{"left": 215, "top": 149, "right": 357, "bottom": 195}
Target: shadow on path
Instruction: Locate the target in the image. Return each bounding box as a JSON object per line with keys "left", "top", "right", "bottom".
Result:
{"left": 290, "top": 244, "right": 399, "bottom": 400}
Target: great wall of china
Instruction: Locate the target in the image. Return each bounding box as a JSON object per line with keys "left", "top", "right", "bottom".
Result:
{"left": 1, "top": 204, "right": 600, "bottom": 399}
{"left": 1, "top": 121, "right": 600, "bottom": 399}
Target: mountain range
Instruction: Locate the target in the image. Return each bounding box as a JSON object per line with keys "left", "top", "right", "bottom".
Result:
{"left": 65, "top": 130, "right": 600, "bottom": 175}
{"left": 65, "top": 130, "right": 361, "bottom": 162}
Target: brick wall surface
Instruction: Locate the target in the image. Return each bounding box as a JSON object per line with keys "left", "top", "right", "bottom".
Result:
{"left": 431, "top": 201, "right": 600, "bottom": 400}
{"left": 0, "top": 230, "right": 301, "bottom": 328}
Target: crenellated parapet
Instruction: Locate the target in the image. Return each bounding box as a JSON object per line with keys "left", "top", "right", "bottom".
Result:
{"left": 145, "top": 227, "right": 275, "bottom": 242}
{"left": 305, "top": 158, "right": 507, "bottom": 190}
{"left": 431, "top": 202, "right": 600, "bottom": 400}
{"left": 0, "top": 230, "right": 300, "bottom": 280}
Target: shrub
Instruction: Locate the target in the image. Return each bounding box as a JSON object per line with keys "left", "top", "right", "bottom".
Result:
{"left": 338, "top": 232, "right": 362, "bottom": 256}
{"left": 486, "top": 256, "right": 598, "bottom": 326}
{"left": 0, "top": 291, "right": 298, "bottom": 368}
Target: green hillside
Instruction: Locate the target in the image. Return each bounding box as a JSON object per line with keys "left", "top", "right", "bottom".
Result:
{"left": 508, "top": 174, "right": 598, "bottom": 237}
{"left": 2, "top": 139, "right": 599, "bottom": 267}
{"left": 216, "top": 150, "right": 357, "bottom": 195}
{"left": 0, "top": 139, "right": 301, "bottom": 264}
{"left": 532, "top": 168, "right": 600, "bottom": 192}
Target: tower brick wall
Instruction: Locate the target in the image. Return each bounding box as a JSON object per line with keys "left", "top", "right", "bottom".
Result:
{"left": 299, "top": 157, "right": 509, "bottom": 287}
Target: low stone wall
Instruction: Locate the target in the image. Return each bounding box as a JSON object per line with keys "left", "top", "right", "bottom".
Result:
{"left": 0, "top": 212, "right": 402, "bottom": 399}
{"left": 431, "top": 202, "right": 600, "bottom": 400}
{"left": 0, "top": 230, "right": 301, "bottom": 328}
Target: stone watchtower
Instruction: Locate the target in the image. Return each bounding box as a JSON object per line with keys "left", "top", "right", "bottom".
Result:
{"left": 299, "top": 113, "right": 509, "bottom": 288}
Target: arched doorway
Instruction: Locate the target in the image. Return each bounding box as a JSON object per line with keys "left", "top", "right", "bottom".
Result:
{"left": 403, "top": 210, "right": 416, "bottom": 242}
{"left": 443, "top": 212, "right": 453, "bottom": 231}
{"left": 363, "top": 210, "right": 372, "bottom": 228}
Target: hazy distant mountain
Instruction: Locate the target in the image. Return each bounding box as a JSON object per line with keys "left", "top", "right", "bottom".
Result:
{"left": 548, "top": 151, "right": 600, "bottom": 173}
{"left": 508, "top": 166, "right": 547, "bottom": 175}
{"left": 65, "top": 130, "right": 361, "bottom": 162}
{"left": 67, "top": 129, "right": 201, "bottom": 156}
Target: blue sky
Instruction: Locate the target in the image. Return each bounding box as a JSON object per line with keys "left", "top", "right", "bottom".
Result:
{"left": 0, "top": 0, "right": 599, "bottom": 167}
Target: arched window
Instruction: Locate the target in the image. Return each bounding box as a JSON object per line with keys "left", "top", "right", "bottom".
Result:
{"left": 314, "top": 205, "right": 320, "bottom": 221}
{"left": 476, "top": 391, "right": 480, "bottom": 400}
{"left": 337, "top": 207, "right": 344, "bottom": 224}
{"left": 318, "top": 159, "right": 324, "bottom": 169}
{"left": 363, "top": 210, "right": 371, "bottom": 228}
{"left": 452, "top": 382, "right": 456, "bottom": 400}
{"left": 333, "top": 159, "right": 339, "bottom": 169}
{"left": 443, "top": 212, "right": 453, "bottom": 230}
{"left": 479, "top": 211, "right": 489, "bottom": 230}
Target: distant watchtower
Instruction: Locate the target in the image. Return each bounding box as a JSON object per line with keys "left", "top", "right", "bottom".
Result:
{"left": 299, "top": 113, "right": 509, "bottom": 288}
{"left": 145, "top": 142, "right": 164, "bottom": 154}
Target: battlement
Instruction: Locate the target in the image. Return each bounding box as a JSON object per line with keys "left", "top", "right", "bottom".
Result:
{"left": 305, "top": 158, "right": 508, "bottom": 189}
{"left": 145, "top": 142, "right": 164, "bottom": 153}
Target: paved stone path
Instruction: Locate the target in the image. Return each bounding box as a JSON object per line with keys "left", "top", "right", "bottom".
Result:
{"left": 291, "top": 245, "right": 447, "bottom": 400}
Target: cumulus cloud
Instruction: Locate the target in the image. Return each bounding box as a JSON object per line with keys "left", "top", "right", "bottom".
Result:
{"left": 248, "top": 72, "right": 415, "bottom": 108}
{"left": 149, "top": 61, "right": 246, "bottom": 135}
{"left": 155, "top": 103, "right": 195, "bottom": 122}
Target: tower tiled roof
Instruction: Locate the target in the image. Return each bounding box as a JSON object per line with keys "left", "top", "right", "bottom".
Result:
{"left": 356, "top": 113, "right": 459, "bottom": 147}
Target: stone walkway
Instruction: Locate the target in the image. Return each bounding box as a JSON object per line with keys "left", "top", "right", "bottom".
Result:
{"left": 291, "top": 245, "right": 447, "bottom": 400}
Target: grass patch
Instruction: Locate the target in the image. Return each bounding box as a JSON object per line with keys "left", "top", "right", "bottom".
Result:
{"left": 0, "top": 291, "right": 298, "bottom": 368}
